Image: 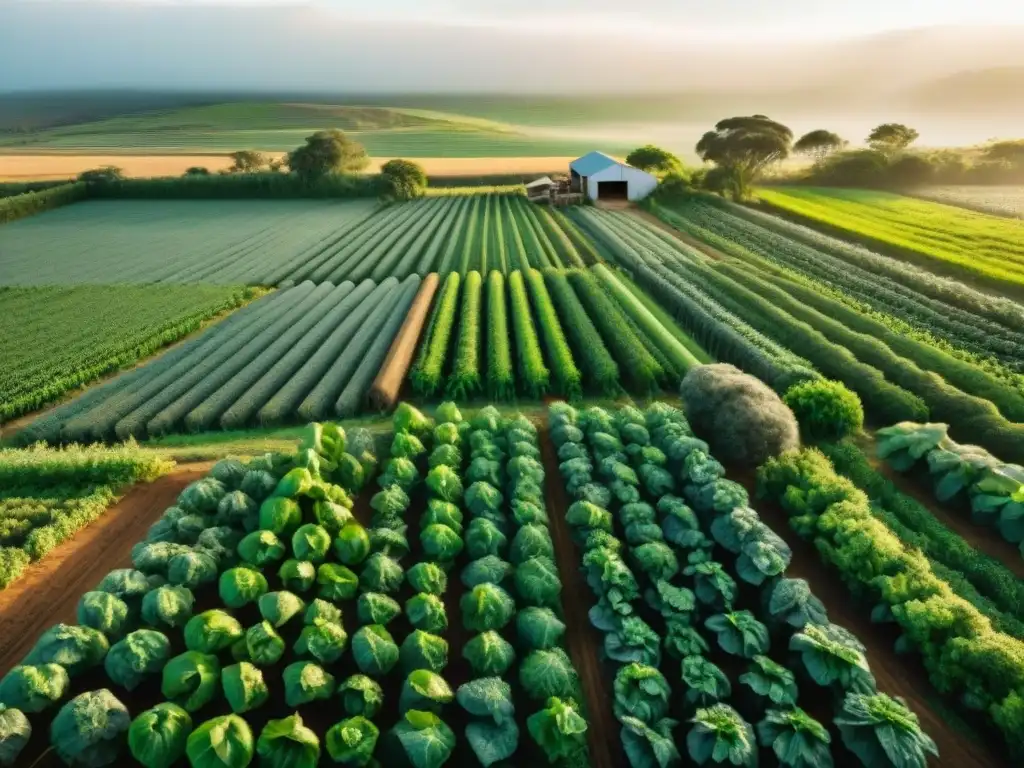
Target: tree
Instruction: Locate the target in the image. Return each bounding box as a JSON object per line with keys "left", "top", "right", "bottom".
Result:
{"left": 184, "top": 167, "right": 211, "bottom": 176}
{"left": 288, "top": 130, "right": 369, "bottom": 180}
{"left": 983, "top": 140, "right": 1024, "bottom": 165}
{"left": 866, "top": 123, "right": 919, "bottom": 156}
{"left": 793, "top": 130, "right": 845, "bottom": 163}
{"left": 379, "top": 159, "right": 427, "bottom": 201}
{"left": 695, "top": 116, "right": 793, "bottom": 200}
{"left": 625, "top": 145, "right": 682, "bottom": 175}
{"left": 77, "top": 166, "right": 125, "bottom": 184}
{"left": 229, "top": 150, "right": 267, "bottom": 174}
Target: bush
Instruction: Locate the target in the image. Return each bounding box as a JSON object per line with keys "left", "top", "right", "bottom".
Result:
{"left": 0, "top": 183, "right": 87, "bottom": 224}
{"left": 680, "top": 364, "right": 799, "bottom": 467}
{"left": 380, "top": 159, "right": 428, "bottom": 201}
{"left": 783, "top": 380, "right": 863, "bottom": 441}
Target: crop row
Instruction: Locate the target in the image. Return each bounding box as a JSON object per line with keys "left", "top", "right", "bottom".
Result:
{"left": 18, "top": 279, "right": 421, "bottom": 444}
{"left": 755, "top": 186, "right": 1024, "bottom": 289}
{"left": 0, "top": 285, "right": 252, "bottom": 423}
{"left": 0, "top": 404, "right": 593, "bottom": 767}
{"left": 410, "top": 266, "right": 701, "bottom": 402}
{"left": 653, "top": 197, "right": 1024, "bottom": 371}
{"left": 549, "top": 401, "right": 939, "bottom": 768}
{"left": 0, "top": 200, "right": 380, "bottom": 286}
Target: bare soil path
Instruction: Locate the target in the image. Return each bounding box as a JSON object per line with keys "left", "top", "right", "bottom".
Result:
{"left": 539, "top": 428, "right": 621, "bottom": 768}
{"left": 733, "top": 470, "right": 1012, "bottom": 768}
{"left": 0, "top": 465, "right": 210, "bottom": 675}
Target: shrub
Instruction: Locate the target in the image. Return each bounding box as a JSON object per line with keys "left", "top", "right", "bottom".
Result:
{"left": 783, "top": 379, "right": 864, "bottom": 441}
{"left": 680, "top": 364, "right": 800, "bottom": 467}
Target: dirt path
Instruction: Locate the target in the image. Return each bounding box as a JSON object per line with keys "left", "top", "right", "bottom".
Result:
{"left": 539, "top": 429, "right": 621, "bottom": 768}
{"left": 733, "top": 471, "right": 1011, "bottom": 768}
{"left": 628, "top": 208, "right": 725, "bottom": 261}
{"left": 0, "top": 465, "right": 210, "bottom": 675}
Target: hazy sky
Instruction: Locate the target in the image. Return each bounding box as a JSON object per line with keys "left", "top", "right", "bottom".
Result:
{"left": 3, "top": 0, "right": 1024, "bottom": 92}
{"left": 68, "top": 0, "right": 1024, "bottom": 39}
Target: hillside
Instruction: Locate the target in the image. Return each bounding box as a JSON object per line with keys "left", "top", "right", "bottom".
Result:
{"left": 0, "top": 101, "right": 627, "bottom": 157}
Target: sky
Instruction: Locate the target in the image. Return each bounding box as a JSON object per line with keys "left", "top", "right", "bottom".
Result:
{"left": 68, "top": 0, "right": 1024, "bottom": 39}
{"left": 2, "top": 0, "right": 1024, "bottom": 92}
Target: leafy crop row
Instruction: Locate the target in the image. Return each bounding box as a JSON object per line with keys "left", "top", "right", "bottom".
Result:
{"left": 550, "top": 401, "right": 939, "bottom": 768}
{"left": 759, "top": 438, "right": 1024, "bottom": 758}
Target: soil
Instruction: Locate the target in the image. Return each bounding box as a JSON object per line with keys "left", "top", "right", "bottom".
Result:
{"left": 0, "top": 154, "right": 574, "bottom": 181}
{"left": 0, "top": 466, "right": 212, "bottom": 675}
{"left": 539, "top": 428, "right": 623, "bottom": 768}
{"left": 628, "top": 209, "right": 725, "bottom": 261}
{"left": 731, "top": 469, "right": 1012, "bottom": 768}
{"left": 369, "top": 274, "right": 440, "bottom": 411}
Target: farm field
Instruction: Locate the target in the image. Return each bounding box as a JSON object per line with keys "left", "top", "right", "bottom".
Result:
{"left": 0, "top": 102, "right": 629, "bottom": 157}
{"left": 5, "top": 401, "right": 1011, "bottom": 768}
{"left": 913, "top": 185, "right": 1024, "bottom": 218}
{"left": 0, "top": 154, "right": 574, "bottom": 182}
{"left": 0, "top": 285, "right": 253, "bottom": 422}
{"left": 755, "top": 186, "right": 1024, "bottom": 291}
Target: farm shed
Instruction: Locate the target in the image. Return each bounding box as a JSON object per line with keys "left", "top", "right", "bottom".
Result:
{"left": 569, "top": 151, "right": 657, "bottom": 202}
{"left": 525, "top": 176, "right": 555, "bottom": 201}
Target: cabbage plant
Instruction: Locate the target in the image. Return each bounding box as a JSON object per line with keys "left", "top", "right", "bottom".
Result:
{"left": 526, "top": 696, "right": 588, "bottom": 763}
{"left": 338, "top": 674, "right": 384, "bottom": 718}
{"left": 388, "top": 710, "right": 456, "bottom": 768}
{"left": 358, "top": 593, "right": 402, "bottom": 626}
{"left": 352, "top": 625, "right": 399, "bottom": 677}
{"left": 621, "top": 716, "right": 682, "bottom": 768}
{"left": 256, "top": 713, "right": 320, "bottom": 768}
{"left": 756, "top": 708, "right": 833, "bottom": 768}
{"left": 704, "top": 611, "right": 770, "bottom": 659}
{"left": 613, "top": 663, "right": 671, "bottom": 724}
{"left": 767, "top": 578, "right": 828, "bottom": 629}
{"left": 325, "top": 716, "right": 378, "bottom": 766}
{"left": 0, "top": 664, "right": 69, "bottom": 713}
{"left": 739, "top": 656, "right": 798, "bottom": 708}
{"left": 51, "top": 689, "right": 130, "bottom": 768}
{"left": 463, "top": 631, "right": 515, "bottom": 677}
{"left": 686, "top": 704, "right": 757, "bottom": 767}
{"left": 222, "top": 662, "right": 268, "bottom": 714}
{"left": 836, "top": 693, "right": 938, "bottom": 768}
{"left": 128, "top": 703, "right": 191, "bottom": 768}
{"left": 161, "top": 652, "right": 219, "bottom": 712}
{"left": 456, "top": 677, "right": 514, "bottom": 724}
{"left": 400, "top": 631, "right": 449, "bottom": 674}
{"left": 399, "top": 671, "right": 454, "bottom": 714}
{"left": 681, "top": 656, "right": 731, "bottom": 708}
{"left": 186, "top": 714, "right": 253, "bottom": 768}
{"left": 520, "top": 648, "right": 578, "bottom": 702}
{"left": 789, "top": 623, "right": 875, "bottom": 694}
{"left": 283, "top": 662, "right": 335, "bottom": 707}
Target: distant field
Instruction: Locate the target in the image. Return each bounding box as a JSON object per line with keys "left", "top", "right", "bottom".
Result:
{"left": 0, "top": 199, "right": 378, "bottom": 285}
{"left": 0, "top": 101, "right": 627, "bottom": 157}
{"left": 757, "top": 186, "right": 1024, "bottom": 290}
{"left": 913, "top": 185, "right": 1024, "bottom": 218}
{"left": 0, "top": 154, "right": 573, "bottom": 181}
{"left": 0, "top": 285, "right": 250, "bottom": 422}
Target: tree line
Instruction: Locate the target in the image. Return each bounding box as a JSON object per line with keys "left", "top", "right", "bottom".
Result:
{"left": 76, "top": 130, "right": 428, "bottom": 201}
{"left": 627, "top": 120, "right": 1024, "bottom": 200}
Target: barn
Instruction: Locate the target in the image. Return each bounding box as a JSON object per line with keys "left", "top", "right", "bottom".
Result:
{"left": 569, "top": 151, "right": 658, "bottom": 202}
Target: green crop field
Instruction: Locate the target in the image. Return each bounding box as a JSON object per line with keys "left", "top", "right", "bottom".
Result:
{"left": 4, "top": 179, "right": 1024, "bottom": 767}
{"left": 756, "top": 186, "right": 1024, "bottom": 290}
{"left": 0, "top": 285, "right": 251, "bottom": 422}
{"left": 0, "top": 102, "right": 629, "bottom": 157}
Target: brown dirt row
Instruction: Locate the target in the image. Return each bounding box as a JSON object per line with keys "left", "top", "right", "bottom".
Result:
{"left": 0, "top": 154, "right": 573, "bottom": 181}
{"left": 369, "top": 274, "right": 440, "bottom": 411}
{"left": 732, "top": 469, "right": 1011, "bottom": 768}
{"left": 0, "top": 466, "right": 211, "bottom": 675}
{"left": 539, "top": 428, "right": 621, "bottom": 768}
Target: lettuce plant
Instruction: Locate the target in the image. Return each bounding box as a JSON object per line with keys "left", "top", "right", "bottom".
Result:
{"left": 704, "top": 611, "right": 770, "bottom": 659}
{"left": 836, "top": 693, "right": 938, "bottom": 768}
{"left": 789, "top": 623, "right": 875, "bottom": 694}
{"left": 756, "top": 708, "right": 833, "bottom": 768}
{"left": 686, "top": 704, "right": 756, "bottom": 767}
{"left": 526, "top": 696, "right": 588, "bottom": 763}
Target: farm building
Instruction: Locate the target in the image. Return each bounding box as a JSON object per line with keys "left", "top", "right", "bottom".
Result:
{"left": 524, "top": 176, "right": 555, "bottom": 202}
{"left": 569, "top": 151, "right": 657, "bottom": 202}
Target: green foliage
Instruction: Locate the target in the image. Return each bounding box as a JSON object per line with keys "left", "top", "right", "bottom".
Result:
{"left": 256, "top": 713, "right": 320, "bottom": 768}
{"left": 128, "top": 703, "right": 192, "bottom": 768}
{"left": 50, "top": 689, "right": 130, "bottom": 768}
{"left": 527, "top": 697, "right": 588, "bottom": 763}
{"left": 627, "top": 144, "right": 683, "bottom": 174}
{"left": 836, "top": 693, "right": 937, "bottom": 768}
{"left": 756, "top": 708, "right": 833, "bottom": 768}
{"left": 0, "top": 182, "right": 86, "bottom": 224}
{"left": 464, "top": 631, "right": 516, "bottom": 677}
{"left": 287, "top": 130, "right": 369, "bottom": 179}
{"left": 105, "top": 630, "right": 172, "bottom": 691}
{"left": 686, "top": 704, "right": 757, "bottom": 767}
{"left": 400, "top": 670, "right": 454, "bottom": 714}
{"left": 283, "top": 662, "right": 335, "bottom": 707}
{"left": 387, "top": 710, "right": 456, "bottom": 768}
{"left": 783, "top": 379, "right": 864, "bottom": 440}
{"left": 325, "top": 716, "right": 378, "bottom": 766}
{"left": 186, "top": 714, "right": 254, "bottom": 768}
{"left": 352, "top": 625, "right": 400, "bottom": 677}
{"left": 695, "top": 115, "right": 793, "bottom": 199}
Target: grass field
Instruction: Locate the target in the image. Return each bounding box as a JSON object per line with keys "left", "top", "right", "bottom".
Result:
{"left": 756, "top": 186, "right": 1024, "bottom": 290}
{"left": 0, "top": 102, "right": 628, "bottom": 157}
{"left": 913, "top": 185, "right": 1024, "bottom": 218}
{"left": 0, "top": 285, "right": 251, "bottom": 422}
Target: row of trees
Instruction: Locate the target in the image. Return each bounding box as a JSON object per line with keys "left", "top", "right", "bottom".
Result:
{"left": 77, "top": 130, "right": 428, "bottom": 200}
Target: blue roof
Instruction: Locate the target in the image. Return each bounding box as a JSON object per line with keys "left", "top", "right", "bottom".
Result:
{"left": 570, "top": 151, "right": 619, "bottom": 177}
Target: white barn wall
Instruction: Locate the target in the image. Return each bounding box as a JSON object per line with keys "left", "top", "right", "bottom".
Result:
{"left": 586, "top": 163, "right": 658, "bottom": 201}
